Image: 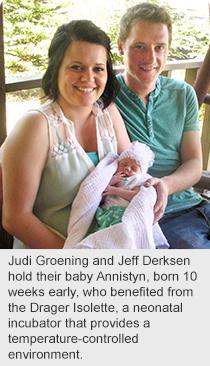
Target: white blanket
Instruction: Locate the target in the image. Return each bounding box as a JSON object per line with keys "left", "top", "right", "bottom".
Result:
{"left": 63, "top": 153, "right": 169, "bottom": 249}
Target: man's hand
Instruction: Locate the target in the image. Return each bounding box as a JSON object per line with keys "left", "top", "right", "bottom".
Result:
{"left": 144, "top": 177, "right": 168, "bottom": 224}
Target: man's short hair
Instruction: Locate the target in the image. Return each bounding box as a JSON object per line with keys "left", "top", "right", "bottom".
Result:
{"left": 119, "top": 2, "right": 172, "bottom": 45}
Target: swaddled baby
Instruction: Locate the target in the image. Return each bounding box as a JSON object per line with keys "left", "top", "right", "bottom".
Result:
{"left": 95, "top": 141, "right": 155, "bottom": 230}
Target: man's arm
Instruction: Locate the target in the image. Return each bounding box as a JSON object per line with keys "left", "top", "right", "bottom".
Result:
{"left": 145, "top": 130, "right": 202, "bottom": 224}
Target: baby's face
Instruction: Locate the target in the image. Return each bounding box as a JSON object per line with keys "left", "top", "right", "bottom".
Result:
{"left": 117, "top": 158, "right": 142, "bottom": 177}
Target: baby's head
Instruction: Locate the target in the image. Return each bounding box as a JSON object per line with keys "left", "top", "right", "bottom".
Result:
{"left": 118, "top": 142, "right": 155, "bottom": 176}
{"left": 117, "top": 157, "right": 142, "bottom": 177}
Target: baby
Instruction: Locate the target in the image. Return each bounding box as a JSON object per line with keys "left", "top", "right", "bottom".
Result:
{"left": 95, "top": 141, "right": 155, "bottom": 231}
{"left": 63, "top": 141, "right": 169, "bottom": 249}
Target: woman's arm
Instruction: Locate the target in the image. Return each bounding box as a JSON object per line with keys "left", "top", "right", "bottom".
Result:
{"left": 107, "top": 103, "right": 131, "bottom": 154}
{"left": 145, "top": 130, "right": 202, "bottom": 224}
{"left": 2, "top": 111, "right": 65, "bottom": 248}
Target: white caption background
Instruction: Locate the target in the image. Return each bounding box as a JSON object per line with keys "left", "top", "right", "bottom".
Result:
{"left": 0, "top": 249, "right": 209, "bottom": 366}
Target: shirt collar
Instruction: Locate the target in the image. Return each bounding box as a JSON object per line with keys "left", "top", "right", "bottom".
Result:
{"left": 118, "top": 73, "right": 161, "bottom": 99}
{"left": 150, "top": 76, "right": 161, "bottom": 98}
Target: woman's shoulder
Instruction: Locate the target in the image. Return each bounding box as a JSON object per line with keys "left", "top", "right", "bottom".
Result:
{"left": 4, "top": 105, "right": 49, "bottom": 150}
{"left": 2, "top": 107, "right": 49, "bottom": 168}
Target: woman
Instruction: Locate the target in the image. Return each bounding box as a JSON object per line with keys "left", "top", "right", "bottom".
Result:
{"left": 2, "top": 20, "right": 130, "bottom": 248}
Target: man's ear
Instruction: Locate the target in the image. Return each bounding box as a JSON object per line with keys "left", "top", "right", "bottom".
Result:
{"left": 117, "top": 39, "right": 124, "bottom": 56}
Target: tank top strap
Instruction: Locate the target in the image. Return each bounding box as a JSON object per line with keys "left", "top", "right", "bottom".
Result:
{"left": 29, "top": 101, "right": 74, "bottom": 159}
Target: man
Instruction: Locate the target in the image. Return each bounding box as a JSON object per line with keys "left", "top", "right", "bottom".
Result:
{"left": 115, "top": 2, "right": 210, "bottom": 248}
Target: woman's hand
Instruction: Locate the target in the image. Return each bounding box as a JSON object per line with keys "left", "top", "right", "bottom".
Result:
{"left": 144, "top": 177, "right": 169, "bottom": 224}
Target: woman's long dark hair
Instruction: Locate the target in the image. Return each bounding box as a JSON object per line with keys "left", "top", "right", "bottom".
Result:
{"left": 42, "top": 20, "right": 119, "bottom": 109}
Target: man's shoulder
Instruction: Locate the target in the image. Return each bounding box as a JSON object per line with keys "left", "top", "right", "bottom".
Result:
{"left": 159, "top": 75, "right": 186, "bottom": 89}
{"left": 159, "top": 76, "right": 195, "bottom": 100}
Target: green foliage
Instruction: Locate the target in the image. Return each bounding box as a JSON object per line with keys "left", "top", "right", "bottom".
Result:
{"left": 3, "top": 0, "right": 210, "bottom": 77}
{"left": 169, "top": 10, "right": 210, "bottom": 60}
{"left": 4, "top": 0, "right": 72, "bottom": 76}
